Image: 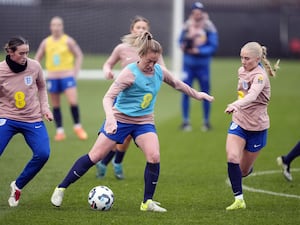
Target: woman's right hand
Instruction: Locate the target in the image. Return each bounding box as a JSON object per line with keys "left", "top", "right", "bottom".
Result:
{"left": 104, "top": 69, "right": 115, "bottom": 80}
{"left": 104, "top": 117, "right": 117, "bottom": 134}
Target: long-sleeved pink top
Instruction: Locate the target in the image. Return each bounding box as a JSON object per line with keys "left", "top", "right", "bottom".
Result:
{"left": 104, "top": 43, "right": 165, "bottom": 69}
{"left": 0, "top": 58, "right": 50, "bottom": 122}
{"left": 230, "top": 65, "right": 271, "bottom": 131}
{"left": 103, "top": 63, "right": 209, "bottom": 125}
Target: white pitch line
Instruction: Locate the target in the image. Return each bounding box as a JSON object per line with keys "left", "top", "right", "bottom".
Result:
{"left": 225, "top": 168, "right": 300, "bottom": 199}
{"left": 242, "top": 184, "right": 300, "bottom": 199}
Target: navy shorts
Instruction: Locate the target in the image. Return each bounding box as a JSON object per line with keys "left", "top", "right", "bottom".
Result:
{"left": 228, "top": 122, "right": 267, "bottom": 152}
{"left": 99, "top": 121, "right": 156, "bottom": 144}
{"left": 47, "top": 76, "right": 76, "bottom": 93}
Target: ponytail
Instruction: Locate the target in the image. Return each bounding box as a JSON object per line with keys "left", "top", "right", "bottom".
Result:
{"left": 261, "top": 46, "right": 280, "bottom": 77}
{"left": 121, "top": 31, "right": 162, "bottom": 57}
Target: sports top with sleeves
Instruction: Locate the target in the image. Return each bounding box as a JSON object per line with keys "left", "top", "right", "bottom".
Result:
{"left": 109, "top": 43, "right": 165, "bottom": 68}
{"left": 103, "top": 62, "right": 206, "bottom": 125}
{"left": 0, "top": 58, "right": 50, "bottom": 122}
{"left": 114, "top": 62, "right": 163, "bottom": 117}
{"left": 179, "top": 19, "right": 218, "bottom": 67}
{"left": 45, "top": 34, "right": 74, "bottom": 71}
{"left": 231, "top": 65, "right": 271, "bottom": 131}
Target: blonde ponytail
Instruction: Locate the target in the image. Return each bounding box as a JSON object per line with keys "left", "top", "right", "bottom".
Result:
{"left": 122, "top": 31, "right": 162, "bottom": 57}
{"left": 261, "top": 46, "right": 280, "bottom": 77}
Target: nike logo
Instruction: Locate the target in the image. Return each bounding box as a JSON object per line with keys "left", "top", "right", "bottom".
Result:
{"left": 146, "top": 83, "right": 151, "bottom": 86}
{"left": 254, "top": 144, "right": 261, "bottom": 148}
{"left": 73, "top": 171, "right": 81, "bottom": 178}
{"left": 152, "top": 181, "right": 158, "bottom": 185}
{"left": 126, "top": 57, "right": 132, "bottom": 61}
{"left": 35, "top": 125, "right": 42, "bottom": 129}
{"left": 2, "top": 82, "right": 9, "bottom": 86}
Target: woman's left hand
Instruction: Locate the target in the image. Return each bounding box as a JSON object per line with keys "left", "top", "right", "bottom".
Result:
{"left": 44, "top": 111, "right": 53, "bottom": 121}
{"left": 198, "top": 92, "right": 215, "bottom": 102}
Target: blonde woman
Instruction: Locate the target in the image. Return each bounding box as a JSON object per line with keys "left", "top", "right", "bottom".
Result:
{"left": 225, "top": 42, "right": 279, "bottom": 210}
{"left": 96, "top": 16, "right": 165, "bottom": 180}
{"left": 51, "top": 31, "right": 214, "bottom": 212}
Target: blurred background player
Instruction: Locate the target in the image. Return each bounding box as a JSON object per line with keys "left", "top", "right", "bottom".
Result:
{"left": 50, "top": 31, "right": 214, "bottom": 212}
{"left": 35, "top": 16, "right": 87, "bottom": 141}
{"left": 95, "top": 16, "right": 165, "bottom": 180}
{"left": 277, "top": 141, "right": 300, "bottom": 181}
{"left": 225, "top": 42, "right": 279, "bottom": 210}
{"left": 179, "top": 1, "right": 218, "bottom": 131}
{"left": 0, "top": 37, "right": 53, "bottom": 207}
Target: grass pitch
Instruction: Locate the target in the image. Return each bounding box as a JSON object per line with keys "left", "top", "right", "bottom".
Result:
{"left": 0, "top": 58, "right": 300, "bottom": 225}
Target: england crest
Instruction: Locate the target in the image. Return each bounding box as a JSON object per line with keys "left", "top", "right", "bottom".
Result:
{"left": 24, "top": 76, "right": 33, "bottom": 86}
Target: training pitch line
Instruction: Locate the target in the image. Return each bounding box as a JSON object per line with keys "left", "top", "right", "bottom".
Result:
{"left": 44, "top": 70, "right": 181, "bottom": 80}
{"left": 225, "top": 168, "right": 300, "bottom": 199}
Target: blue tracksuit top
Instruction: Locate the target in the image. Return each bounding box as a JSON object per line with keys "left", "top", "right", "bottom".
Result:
{"left": 179, "top": 19, "right": 218, "bottom": 68}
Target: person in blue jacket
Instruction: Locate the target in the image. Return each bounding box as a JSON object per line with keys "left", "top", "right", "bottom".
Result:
{"left": 179, "top": 2, "right": 218, "bottom": 131}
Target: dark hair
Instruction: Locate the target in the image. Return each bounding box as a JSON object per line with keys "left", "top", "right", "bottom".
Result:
{"left": 4, "top": 36, "right": 29, "bottom": 53}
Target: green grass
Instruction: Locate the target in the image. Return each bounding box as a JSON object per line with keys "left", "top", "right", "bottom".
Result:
{"left": 0, "top": 58, "right": 300, "bottom": 225}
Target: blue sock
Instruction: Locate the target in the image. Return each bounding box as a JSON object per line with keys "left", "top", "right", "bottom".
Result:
{"left": 70, "top": 105, "right": 80, "bottom": 124}
{"left": 114, "top": 150, "right": 125, "bottom": 164}
{"left": 101, "top": 150, "right": 116, "bottom": 165}
{"left": 181, "top": 93, "right": 190, "bottom": 123}
{"left": 284, "top": 141, "right": 300, "bottom": 165}
{"left": 203, "top": 100, "right": 211, "bottom": 125}
{"left": 53, "top": 107, "right": 62, "bottom": 128}
{"left": 59, "top": 154, "right": 94, "bottom": 188}
{"left": 143, "top": 162, "right": 160, "bottom": 203}
{"left": 227, "top": 162, "right": 243, "bottom": 196}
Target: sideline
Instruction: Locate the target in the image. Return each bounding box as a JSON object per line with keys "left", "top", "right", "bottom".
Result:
{"left": 225, "top": 168, "right": 300, "bottom": 199}
{"left": 43, "top": 70, "right": 118, "bottom": 80}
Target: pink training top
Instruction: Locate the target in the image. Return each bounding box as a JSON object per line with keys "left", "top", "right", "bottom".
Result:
{"left": 106, "top": 43, "right": 165, "bottom": 69}
{"left": 103, "top": 64, "right": 208, "bottom": 125}
{"left": 0, "top": 58, "right": 50, "bottom": 122}
{"left": 231, "top": 65, "right": 271, "bottom": 131}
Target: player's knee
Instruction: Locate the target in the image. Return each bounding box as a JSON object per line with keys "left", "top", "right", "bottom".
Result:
{"left": 147, "top": 152, "right": 160, "bottom": 163}
{"left": 36, "top": 149, "right": 50, "bottom": 163}
{"left": 226, "top": 153, "right": 239, "bottom": 164}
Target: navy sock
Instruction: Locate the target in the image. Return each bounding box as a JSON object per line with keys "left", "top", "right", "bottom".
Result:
{"left": 227, "top": 162, "right": 243, "bottom": 196}
{"left": 143, "top": 162, "right": 160, "bottom": 203}
{"left": 114, "top": 150, "right": 125, "bottom": 164}
{"left": 59, "top": 154, "right": 94, "bottom": 188}
{"left": 53, "top": 107, "right": 62, "bottom": 128}
{"left": 284, "top": 142, "right": 300, "bottom": 165}
{"left": 70, "top": 105, "right": 80, "bottom": 124}
{"left": 101, "top": 150, "right": 116, "bottom": 165}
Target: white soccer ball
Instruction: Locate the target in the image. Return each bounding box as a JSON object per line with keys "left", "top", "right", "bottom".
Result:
{"left": 88, "top": 186, "right": 114, "bottom": 211}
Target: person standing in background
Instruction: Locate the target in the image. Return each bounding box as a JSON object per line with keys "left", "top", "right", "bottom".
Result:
{"left": 35, "top": 16, "right": 88, "bottom": 141}
{"left": 179, "top": 2, "right": 218, "bottom": 131}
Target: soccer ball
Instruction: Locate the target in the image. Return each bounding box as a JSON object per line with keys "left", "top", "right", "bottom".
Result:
{"left": 88, "top": 186, "right": 114, "bottom": 211}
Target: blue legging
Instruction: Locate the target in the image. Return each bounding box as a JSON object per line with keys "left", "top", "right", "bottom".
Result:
{"left": 181, "top": 65, "right": 211, "bottom": 124}
{"left": 0, "top": 119, "right": 50, "bottom": 189}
